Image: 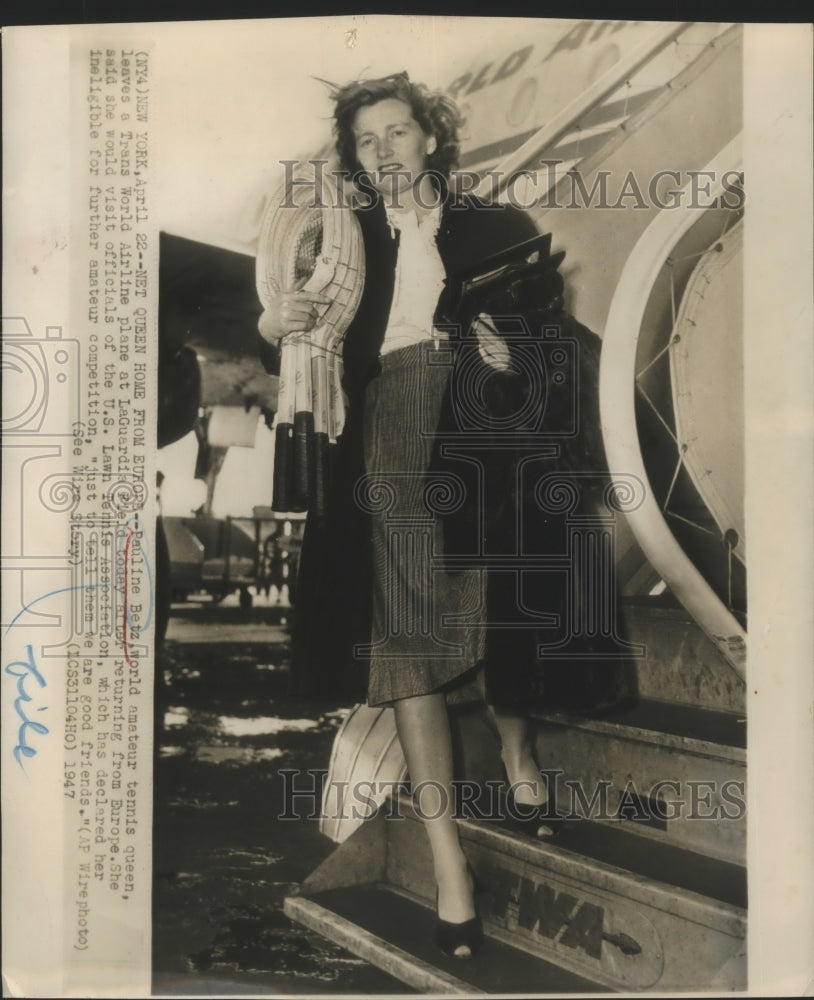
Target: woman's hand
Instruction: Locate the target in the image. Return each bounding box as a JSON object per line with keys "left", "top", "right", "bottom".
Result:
{"left": 258, "top": 290, "right": 332, "bottom": 345}
{"left": 473, "top": 313, "right": 511, "bottom": 371}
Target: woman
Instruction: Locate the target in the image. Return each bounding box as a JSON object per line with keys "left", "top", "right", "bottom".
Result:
{"left": 258, "top": 72, "right": 564, "bottom": 957}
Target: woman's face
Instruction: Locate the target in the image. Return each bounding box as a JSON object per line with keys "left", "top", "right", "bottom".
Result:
{"left": 352, "top": 98, "right": 437, "bottom": 200}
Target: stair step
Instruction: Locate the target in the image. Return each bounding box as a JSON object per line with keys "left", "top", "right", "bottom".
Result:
{"left": 290, "top": 798, "right": 746, "bottom": 992}
{"left": 532, "top": 701, "right": 746, "bottom": 865}
{"left": 286, "top": 886, "right": 603, "bottom": 995}
{"left": 544, "top": 817, "right": 746, "bottom": 910}
{"left": 320, "top": 698, "right": 746, "bottom": 861}
{"left": 536, "top": 698, "right": 745, "bottom": 752}
{"left": 389, "top": 809, "right": 745, "bottom": 991}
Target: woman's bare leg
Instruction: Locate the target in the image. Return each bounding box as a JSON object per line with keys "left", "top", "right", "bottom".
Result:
{"left": 393, "top": 692, "right": 475, "bottom": 932}
{"left": 492, "top": 707, "right": 548, "bottom": 808}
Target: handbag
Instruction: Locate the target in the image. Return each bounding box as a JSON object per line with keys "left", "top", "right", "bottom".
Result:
{"left": 319, "top": 702, "right": 407, "bottom": 843}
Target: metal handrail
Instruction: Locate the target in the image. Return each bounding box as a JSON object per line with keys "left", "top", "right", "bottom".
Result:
{"left": 473, "top": 21, "right": 689, "bottom": 199}
{"left": 599, "top": 135, "right": 746, "bottom": 679}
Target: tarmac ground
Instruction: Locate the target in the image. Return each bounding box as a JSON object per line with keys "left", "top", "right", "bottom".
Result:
{"left": 151, "top": 591, "right": 410, "bottom": 996}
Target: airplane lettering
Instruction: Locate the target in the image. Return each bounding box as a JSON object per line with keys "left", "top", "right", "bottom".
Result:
{"left": 448, "top": 18, "right": 635, "bottom": 101}
{"left": 447, "top": 72, "right": 470, "bottom": 99}
{"left": 492, "top": 45, "right": 533, "bottom": 86}
{"left": 560, "top": 899, "right": 604, "bottom": 958}
{"left": 447, "top": 45, "right": 533, "bottom": 99}
{"left": 518, "top": 879, "right": 579, "bottom": 939}
{"left": 483, "top": 863, "right": 606, "bottom": 959}
{"left": 465, "top": 62, "right": 494, "bottom": 95}
{"left": 542, "top": 19, "right": 635, "bottom": 63}
{"left": 588, "top": 21, "right": 619, "bottom": 43}
{"left": 544, "top": 21, "right": 593, "bottom": 60}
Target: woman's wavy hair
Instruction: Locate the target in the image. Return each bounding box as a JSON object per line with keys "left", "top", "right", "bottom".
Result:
{"left": 332, "top": 71, "right": 464, "bottom": 182}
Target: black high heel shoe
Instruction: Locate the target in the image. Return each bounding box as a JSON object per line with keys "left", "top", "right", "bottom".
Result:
{"left": 505, "top": 786, "right": 564, "bottom": 839}
{"left": 435, "top": 864, "right": 483, "bottom": 959}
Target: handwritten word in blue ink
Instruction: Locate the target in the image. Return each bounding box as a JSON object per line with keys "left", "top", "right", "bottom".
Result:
{"left": 4, "top": 583, "right": 107, "bottom": 635}
{"left": 6, "top": 644, "right": 48, "bottom": 770}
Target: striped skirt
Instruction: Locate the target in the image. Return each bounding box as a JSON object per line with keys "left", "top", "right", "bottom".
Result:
{"left": 361, "top": 341, "right": 485, "bottom": 707}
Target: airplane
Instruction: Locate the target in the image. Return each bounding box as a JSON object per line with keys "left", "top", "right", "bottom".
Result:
{"left": 157, "top": 19, "right": 748, "bottom": 991}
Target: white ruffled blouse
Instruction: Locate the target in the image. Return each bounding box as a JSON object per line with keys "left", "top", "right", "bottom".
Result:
{"left": 380, "top": 205, "right": 446, "bottom": 356}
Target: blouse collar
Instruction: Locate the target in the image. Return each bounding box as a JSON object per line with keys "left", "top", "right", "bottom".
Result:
{"left": 384, "top": 202, "right": 442, "bottom": 241}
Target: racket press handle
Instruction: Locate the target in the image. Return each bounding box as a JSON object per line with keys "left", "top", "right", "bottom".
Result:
{"left": 272, "top": 335, "right": 298, "bottom": 512}
{"left": 292, "top": 409, "right": 314, "bottom": 510}
{"left": 310, "top": 431, "right": 330, "bottom": 519}
{"left": 272, "top": 422, "right": 295, "bottom": 512}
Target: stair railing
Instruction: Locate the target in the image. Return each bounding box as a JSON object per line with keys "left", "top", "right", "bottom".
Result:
{"left": 599, "top": 135, "right": 746, "bottom": 679}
